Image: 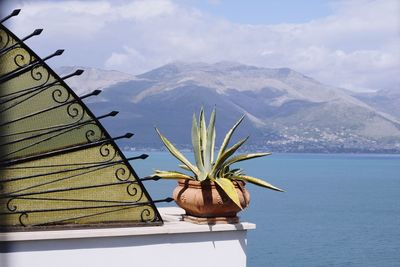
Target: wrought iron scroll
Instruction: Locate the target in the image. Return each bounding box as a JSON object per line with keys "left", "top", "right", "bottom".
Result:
{"left": 0, "top": 10, "right": 168, "bottom": 231}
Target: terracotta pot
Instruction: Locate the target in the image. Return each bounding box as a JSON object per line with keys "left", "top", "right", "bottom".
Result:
{"left": 172, "top": 179, "right": 250, "bottom": 218}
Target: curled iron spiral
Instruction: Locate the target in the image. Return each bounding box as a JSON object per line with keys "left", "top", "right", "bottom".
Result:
{"left": 52, "top": 86, "right": 71, "bottom": 104}
{"left": 126, "top": 182, "right": 144, "bottom": 202}
{"left": 115, "top": 164, "right": 131, "bottom": 181}
{"left": 140, "top": 206, "right": 155, "bottom": 222}
{"left": 18, "top": 212, "right": 29, "bottom": 227}
{"left": 84, "top": 123, "right": 103, "bottom": 143}
{"left": 13, "top": 48, "right": 33, "bottom": 67}
{"left": 99, "top": 143, "right": 118, "bottom": 162}
{"left": 30, "top": 65, "right": 50, "bottom": 83}
{"left": 0, "top": 30, "right": 11, "bottom": 50}
{"left": 6, "top": 197, "right": 18, "bottom": 212}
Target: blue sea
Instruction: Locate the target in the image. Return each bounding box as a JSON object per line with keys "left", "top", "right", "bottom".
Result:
{"left": 128, "top": 152, "right": 400, "bottom": 267}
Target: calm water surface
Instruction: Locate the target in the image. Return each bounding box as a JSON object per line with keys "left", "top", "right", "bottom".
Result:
{"left": 128, "top": 152, "right": 400, "bottom": 267}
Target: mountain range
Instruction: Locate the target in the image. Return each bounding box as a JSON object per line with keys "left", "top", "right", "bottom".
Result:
{"left": 57, "top": 62, "right": 400, "bottom": 153}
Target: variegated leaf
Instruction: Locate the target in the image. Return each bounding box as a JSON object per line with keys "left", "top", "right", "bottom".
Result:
{"left": 155, "top": 128, "right": 199, "bottom": 176}
{"left": 224, "top": 152, "right": 271, "bottom": 167}
{"left": 214, "top": 177, "right": 242, "bottom": 209}
{"left": 232, "top": 175, "right": 284, "bottom": 192}
{"left": 216, "top": 115, "right": 245, "bottom": 160}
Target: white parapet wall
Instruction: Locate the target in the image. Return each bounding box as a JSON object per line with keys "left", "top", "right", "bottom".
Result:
{"left": 0, "top": 207, "right": 255, "bottom": 267}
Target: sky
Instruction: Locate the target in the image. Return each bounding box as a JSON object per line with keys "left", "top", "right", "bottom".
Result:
{"left": 2, "top": 0, "right": 399, "bottom": 92}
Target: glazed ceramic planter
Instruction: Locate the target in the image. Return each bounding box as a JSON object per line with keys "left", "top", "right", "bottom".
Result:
{"left": 172, "top": 179, "right": 250, "bottom": 218}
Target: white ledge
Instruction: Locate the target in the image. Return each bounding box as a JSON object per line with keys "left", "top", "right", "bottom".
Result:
{"left": 0, "top": 207, "right": 256, "bottom": 242}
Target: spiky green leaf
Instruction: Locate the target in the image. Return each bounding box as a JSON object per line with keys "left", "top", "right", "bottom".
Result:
{"left": 192, "top": 114, "right": 206, "bottom": 180}
{"left": 204, "top": 108, "right": 216, "bottom": 173}
{"left": 152, "top": 170, "right": 193, "bottom": 180}
{"left": 224, "top": 153, "right": 271, "bottom": 167}
{"left": 216, "top": 115, "right": 245, "bottom": 160}
{"left": 227, "top": 168, "right": 244, "bottom": 177}
{"left": 199, "top": 107, "right": 207, "bottom": 164}
{"left": 179, "top": 164, "right": 191, "bottom": 171}
{"left": 212, "top": 136, "right": 249, "bottom": 177}
{"left": 232, "top": 175, "right": 284, "bottom": 192}
{"left": 211, "top": 127, "right": 216, "bottom": 163}
{"left": 155, "top": 128, "right": 199, "bottom": 176}
{"left": 214, "top": 178, "right": 242, "bottom": 209}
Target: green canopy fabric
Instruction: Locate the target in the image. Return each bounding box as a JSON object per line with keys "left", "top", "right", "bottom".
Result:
{"left": 0, "top": 15, "right": 163, "bottom": 230}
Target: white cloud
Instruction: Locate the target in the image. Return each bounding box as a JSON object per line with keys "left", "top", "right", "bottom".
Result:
{"left": 104, "top": 46, "right": 150, "bottom": 74}
{"left": 4, "top": 0, "right": 399, "bottom": 92}
{"left": 114, "top": 0, "right": 175, "bottom": 20}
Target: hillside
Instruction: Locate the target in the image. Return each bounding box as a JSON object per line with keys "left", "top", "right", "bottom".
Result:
{"left": 60, "top": 63, "right": 400, "bottom": 153}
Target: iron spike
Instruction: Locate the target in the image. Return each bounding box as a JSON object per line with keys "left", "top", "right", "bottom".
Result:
{"left": 21, "top": 29, "right": 43, "bottom": 41}
{"left": 0, "top": 9, "right": 21, "bottom": 24}
{"left": 108, "top": 110, "right": 119, "bottom": 117}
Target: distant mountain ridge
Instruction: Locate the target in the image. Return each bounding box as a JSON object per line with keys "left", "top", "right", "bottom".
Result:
{"left": 59, "top": 62, "right": 400, "bottom": 153}
{"left": 57, "top": 66, "right": 135, "bottom": 96}
{"left": 353, "top": 89, "right": 400, "bottom": 121}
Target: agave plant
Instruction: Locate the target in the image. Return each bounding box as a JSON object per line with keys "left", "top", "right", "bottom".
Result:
{"left": 153, "top": 108, "right": 283, "bottom": 208}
